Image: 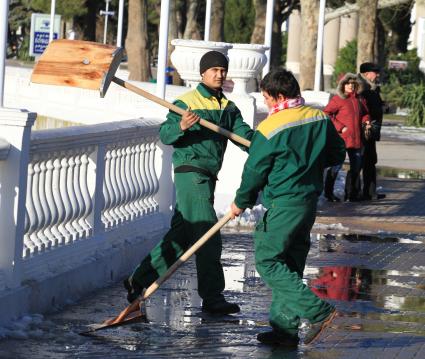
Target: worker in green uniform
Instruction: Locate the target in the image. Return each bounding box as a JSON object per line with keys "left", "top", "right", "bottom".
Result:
{"left": 124, "top": 51, "right": 254, "bottom": 315}
{"left": 230, "top": 69, "right": 346, "bottom": 346}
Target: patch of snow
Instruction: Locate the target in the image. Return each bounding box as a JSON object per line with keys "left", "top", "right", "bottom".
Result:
{"left": 381, "top": 124, "right": 425, "bottom": 143}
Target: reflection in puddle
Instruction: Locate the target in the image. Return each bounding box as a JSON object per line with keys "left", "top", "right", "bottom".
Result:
{"left": 377, "top": 166, "right": 425, "bottom": 180}
{"left": 0, "top": 231, "right": 424, "bottom": 357}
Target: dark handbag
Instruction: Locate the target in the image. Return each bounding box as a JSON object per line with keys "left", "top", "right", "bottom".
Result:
{"left": 363, "top": 124, "right": 373, "bottom": 142}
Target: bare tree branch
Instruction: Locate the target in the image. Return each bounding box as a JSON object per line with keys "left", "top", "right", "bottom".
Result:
{"left": 325, "top": 0, "right": 411, "bottom": 24}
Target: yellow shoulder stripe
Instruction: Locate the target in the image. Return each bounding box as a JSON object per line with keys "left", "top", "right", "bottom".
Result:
{"left": 258, "top": 106, "right": 328, "bottom": 139}
{"left": 177, "top": 90, "right": 229, "bottom": 111}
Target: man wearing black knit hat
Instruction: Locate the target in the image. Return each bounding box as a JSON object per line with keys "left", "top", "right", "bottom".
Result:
{"left": 123, "top": 51, "right": 254, "bottom": 315}
{"left": 357, "top": 62, "right": 386, "bottom": 200}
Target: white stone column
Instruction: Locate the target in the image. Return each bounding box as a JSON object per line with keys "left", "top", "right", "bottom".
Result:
{"left": 286, "top": 10, "right": 301, "bottom": 76}
{"left": 156, "top": 0, "right": 170, "bottom": 99}
{"left": 0, "top": 108, "right": 36, "bottom": 288}
{"left": 339, "top": 13, "right": 358, "bottom": 49}
{"left": 323, "top": 17, "right": 340, "bottom": 89}
{"left": 0, "top": 0, "right": 9, "bottom": 108}
{"left": 262, "top": 0, "right": 275, "bottom": 77}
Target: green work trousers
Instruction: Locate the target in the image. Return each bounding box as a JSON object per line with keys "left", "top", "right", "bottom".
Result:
{"left": 254, "top": 198, "right": 334, "bottom": 336}
{"left": 129, "top": 172, "right": 225, "bottom": 305}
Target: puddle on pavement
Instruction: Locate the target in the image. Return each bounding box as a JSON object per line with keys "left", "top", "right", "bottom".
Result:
{"left": 0, "top": 231, "right": 424, "bottom": 357}
{"left": 377, "top": 166, "right": 425, "bottom": 180}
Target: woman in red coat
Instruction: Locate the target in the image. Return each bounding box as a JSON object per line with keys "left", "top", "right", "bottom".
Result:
{"left": 324, "top": 73, "right": 370, "bottom": 201}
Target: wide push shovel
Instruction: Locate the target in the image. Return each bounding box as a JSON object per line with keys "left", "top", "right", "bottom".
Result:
{"left": 31, "top": 39, "right": 251, "bottom": 148}
{"left": 80, "top": 212, "right": 233, "bottom": 335}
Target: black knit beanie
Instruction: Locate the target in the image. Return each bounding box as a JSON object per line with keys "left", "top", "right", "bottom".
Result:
{"left": 199, "top": 51, "right": 229, "bottom": 75}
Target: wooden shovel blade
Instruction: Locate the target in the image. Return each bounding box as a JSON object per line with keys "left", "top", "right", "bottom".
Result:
{"left": 31, "top": 39, "right": 123, "bottom": 97}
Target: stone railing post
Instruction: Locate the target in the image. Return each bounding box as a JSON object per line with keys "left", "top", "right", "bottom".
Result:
{"left": 0, "top": 108, "right": 36, "bottom": 288}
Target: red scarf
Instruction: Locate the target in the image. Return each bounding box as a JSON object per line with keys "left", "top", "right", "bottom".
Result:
{"left": 269, "top": 97, "right": 305, "bottom": 115}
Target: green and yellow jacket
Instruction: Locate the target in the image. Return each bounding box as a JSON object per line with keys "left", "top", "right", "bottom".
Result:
{"left": 159, "top": 83, "right": 254, "bottom": 176}
{"left": 234, "top": 105, "right": 346, "bottom": 209}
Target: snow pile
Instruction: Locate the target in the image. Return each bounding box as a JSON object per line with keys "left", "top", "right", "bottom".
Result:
{"left": 217, "top": 204, "right": 266, "bottom": 228}
{"left": 381, "top": 124, "right": 425, "bottom": 143}
{"left": 0, "top": 314, "right": 49, "bottom": 340}
{"left": 217, "top": 170, "right": 348, "bottom": 229}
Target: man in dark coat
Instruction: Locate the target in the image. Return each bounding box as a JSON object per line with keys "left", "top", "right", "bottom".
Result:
{"left": 357, "top": 62, "right": 386, "bottom": 200}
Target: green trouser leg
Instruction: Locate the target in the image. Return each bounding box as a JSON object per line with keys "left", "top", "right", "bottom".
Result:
{"left": 254, "top": 199, "right": 334, "bottom": 336}
{"left": 129, "top": 172, "right": 225, "bottom": 304}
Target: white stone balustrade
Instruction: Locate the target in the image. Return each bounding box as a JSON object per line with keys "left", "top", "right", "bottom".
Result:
{"left": 23, "top": 119, "right": 163, "bottom": 260}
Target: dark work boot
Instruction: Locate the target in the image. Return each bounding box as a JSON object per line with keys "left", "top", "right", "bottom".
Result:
{"left": 257, "top": 330, "right": 299, "bottom": 347}
{"left": 202, "top": 299, "right": 240, "bottom": 315}
{"left": 324, "top": 169, "right": 340, "bottom": 202}
{"left": 345, "top": 170, "right": 362, "bottom": 201}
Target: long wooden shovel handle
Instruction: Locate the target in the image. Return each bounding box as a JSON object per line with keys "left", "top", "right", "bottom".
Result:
{"left": 142, "top": 211, "right": 233, "bottom": 301}
{"left": 108, "top": 212, "right": 233, "bottom": 324}
{"left": 112, "top": 77, "right": 251, "bottom": 148}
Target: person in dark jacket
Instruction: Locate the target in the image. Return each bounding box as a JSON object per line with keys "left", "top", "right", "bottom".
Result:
{"left": 124, "top": 51, "right": 254, "bottom": 315}
{"left": 324, "top": 73, "right": 370, "bottom": 201}
{"left": 357, "top": 62, "right": 386, "bottom": 200}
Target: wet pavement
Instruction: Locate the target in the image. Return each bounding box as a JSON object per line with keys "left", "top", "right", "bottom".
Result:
{"left": 0, "top": 132, "right": 424, "bottom": 358}
{"left": 0, "top": 224, "right": 424, "bottom": 358}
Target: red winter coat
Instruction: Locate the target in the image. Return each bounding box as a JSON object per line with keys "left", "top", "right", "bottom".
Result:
{"left": 324, "top": 74, "right": 370, "bottom": 149}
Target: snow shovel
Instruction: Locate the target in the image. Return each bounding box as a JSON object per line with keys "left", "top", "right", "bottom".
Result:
{"left": 31, "top": 39, "right": 251, "bottom": 148}
{"left": 80, "top": 212, "right": 233, "bottom": 335}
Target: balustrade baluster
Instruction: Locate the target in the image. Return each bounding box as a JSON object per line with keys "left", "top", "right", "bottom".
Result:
{"left": 31, "top": 161, "right": 49, "bottom": 251}
{"left": 24, "top": 163, "right": 39, "bottom": 255}
{"left": 129, "top": 143, "right": 143, "bottom": 216}
{"left": 109, "top": 147, "right": 122, "bottom": 225}
{"left": 58, "top": 156, "right": 72, "bottom": 243}
{"left": 143, "top": 140, "right": 155, "bottom": 213}
{"left": 139, "top": 142, "right": 151, "bottom": 213}
{"left": 134, "top": 143, "right": 147, "bottom": 215}
{"left": 71, "top": 153, "right": 85, "bottom": 238}
{"left": 120, "top": 145, "right": 132, "bottom": 220}
{"left": 79, "top": 151, "right": 93, "bottom": 236}
{"left": 148, "top": 140, "right": 159, "bottom": 211}
{"left": 42, "top": 158, "right": 58, "bottom": 246}
{"left": 102, "top": 149, "right": 115, "bottom": 227}
{"left": 52, "top": 157, "right": 66, "bottom": 244}
{"left": 124, "top": 145, "right": 137, "bottom": 218}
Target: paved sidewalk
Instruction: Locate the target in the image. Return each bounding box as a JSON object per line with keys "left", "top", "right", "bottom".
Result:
{"left": 0, "top": 173, "right": 424, "bottom": 358}
{"left": 317, "top": 174, "right": 425, "bottom": 234}
{"left": 0, "top": 133, "right": 424, "bottom": 358}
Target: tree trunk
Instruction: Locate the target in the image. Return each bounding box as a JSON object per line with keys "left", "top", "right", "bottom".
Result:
{"left": 210, "top": 0, "right": 225, "bottom": 41}
{"left": 82, "top": 0, "right": 98, "bottom": 41}
{"left": 299, "top": 0, "right": 318, "bottom": 90}
{"left": 271, "top": 1, "right": 287, "bottom": 69}
{"left": 126, "top": 0, "right": 151, "bottom": 81}
{"left": 169, "top": 0, "right": 183, "bottom": 85}
{"left": 356, "top": 0, "right": 378, "bottom": 68}
{"left": 376, "top": 16, "right": 386, "bottom": 68}
{"left": 183, "top": 0, "right": 202, "bottom": 39}
{"left": 251, "top": 0, "right": 267, "bottom": 44}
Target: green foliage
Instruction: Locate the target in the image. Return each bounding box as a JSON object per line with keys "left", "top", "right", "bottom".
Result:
{"left": 23, "top": 0, "right": 87, "bottom": 19}
{"left": 223, "top": 0, "right": 255, "bottom": 43}
{"left": 402, "top": 84, "right": 425, "bottom": 127}
{"left": 381, "top": 49, "right": 425, "bottom": 109}
{"left": 332, "top": 40, "right": 357, "bottom": 87}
